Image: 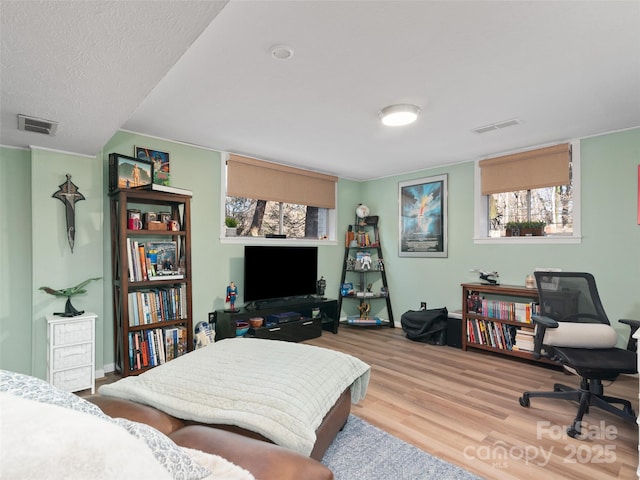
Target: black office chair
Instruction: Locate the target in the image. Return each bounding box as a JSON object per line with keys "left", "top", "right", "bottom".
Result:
{"left": 519, "top": 271, "right": 640, "bottom": 438}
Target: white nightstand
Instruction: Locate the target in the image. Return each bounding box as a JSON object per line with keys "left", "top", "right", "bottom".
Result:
{"left": 46, "top": 311, "right": 96, "bottom": 394}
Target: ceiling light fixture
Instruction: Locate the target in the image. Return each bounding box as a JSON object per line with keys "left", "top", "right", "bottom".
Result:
{"left": 270, "top": 45, "right": 294, "bottom": 60}
{"left": 378, "top": 104, "right": 421, "bottom": 127}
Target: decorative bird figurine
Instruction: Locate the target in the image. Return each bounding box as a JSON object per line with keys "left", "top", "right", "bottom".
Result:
{"left": 39, "top": 277, "right": 101, "bottom": 317}
{"left": 471, "top": 269, "right": 500, "bottom": 285}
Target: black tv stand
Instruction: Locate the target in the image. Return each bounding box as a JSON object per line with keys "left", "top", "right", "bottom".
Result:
{"left": 213, "top": 298, "right": 338, "bottom": 341}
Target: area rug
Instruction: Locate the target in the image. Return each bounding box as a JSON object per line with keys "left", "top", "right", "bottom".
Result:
{"left": 322, "top": 415, "right": 482, "bottom": 480}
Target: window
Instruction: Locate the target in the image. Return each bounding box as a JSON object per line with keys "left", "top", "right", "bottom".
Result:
{"left": 474, "top": 141, "right": 581, "bottom": 243}
{"left": 222, "top": 154, "right": 337, "bottom": 242}
{"left": 225, "top": 197, "right": 330, "bottom": 239}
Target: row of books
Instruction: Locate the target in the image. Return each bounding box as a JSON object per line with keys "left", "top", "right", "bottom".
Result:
{"left": 467, "top": 292, "right": 538, "bottom": 323}
{"left": 513, "top": 329, "right": 536, "bottom": 352}
{"left": 127, "top": 286, "right": 187, "bottom": 326}
{"left": 127, "top": 239, "right": 183, "bottom": 282}
{"left": 480, "top": 299, "right": 538, "bottom": 323}
{"left": 128, "top": 326, "right": 188, "bottom": 371}
{"left": 467, "top": 318, "right": 516, "bottom": 350}
{"left": 355, "top": 232, "right": 371, "bottom": 247}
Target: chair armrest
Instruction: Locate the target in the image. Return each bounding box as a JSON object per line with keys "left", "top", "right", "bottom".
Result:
{"left": 530, "top": 315, "right": 558, "bottom": 360}
{"left": 620, "top": 319, "right": 640, "bottom": 351}
{"left": 619, "top": 319, "right": 640, "bottom": 329}
{"left": 531, "top": 315, "right": 559, "bottom": 329}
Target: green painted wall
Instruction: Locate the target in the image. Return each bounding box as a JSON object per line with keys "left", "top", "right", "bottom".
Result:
{"left": 1, "top": 147, "right": 103, "bottom": 378}
{"left": 1, "top": 127, "right": 638, "bottom": 376}
{"left": 362, "top": 128, "right": 640, "bottom": 343}
{"left": 0, "top": 147, "right": 32, "bottom": 373}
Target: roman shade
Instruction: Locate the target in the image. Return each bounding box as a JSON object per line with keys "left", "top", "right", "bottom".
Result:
{"left": 227, "top": 154, "right": 337, "bottom": 209}
{"left": 479, "top": 143, "right": 571, "bottom": 195}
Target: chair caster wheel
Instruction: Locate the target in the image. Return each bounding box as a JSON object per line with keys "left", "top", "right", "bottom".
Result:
{"left": 567, "top": 425, "right": 580, "bottom": 438}
{"left": 519, "top": 395, "right": 530, "bottom": 407}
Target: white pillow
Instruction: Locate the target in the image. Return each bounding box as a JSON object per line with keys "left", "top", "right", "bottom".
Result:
{"left": 0, "top": 392, "right": 172, "bottom": 480}
{"left": 182, "top": 448, "right": 256, "bottom": 480}
{"left": 0, "top": 370, "right": 210, "bottom": 480}
{"left": 542, "top": 322, "right": 618, "bottom": 349}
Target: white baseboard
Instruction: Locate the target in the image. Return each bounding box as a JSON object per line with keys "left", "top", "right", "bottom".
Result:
{"left": 96, "top": 363, "right": 115, "bottom": 379}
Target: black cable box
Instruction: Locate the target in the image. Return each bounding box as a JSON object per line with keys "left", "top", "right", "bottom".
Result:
{"left": 266, "top": 234, "right": 286, "bottom": 238}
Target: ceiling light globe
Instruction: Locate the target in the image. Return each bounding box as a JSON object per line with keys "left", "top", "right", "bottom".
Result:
{"left": 378, "top": 104, "right": 421, "bottom": 127}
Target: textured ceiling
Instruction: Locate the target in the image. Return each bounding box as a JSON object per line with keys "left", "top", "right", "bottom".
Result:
{"left": 2, "top": 1, "right": 639, "bottom": 181}
{"left": 0, "top": 0, "right": 228, "bottom": 156}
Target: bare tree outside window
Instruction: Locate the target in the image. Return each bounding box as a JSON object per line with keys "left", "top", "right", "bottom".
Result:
{"left": 225, "top": 197, "right": 325, "bottom": 238}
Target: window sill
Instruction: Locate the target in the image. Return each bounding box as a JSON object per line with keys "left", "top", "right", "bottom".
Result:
{"left": 473, "top": 235, "right": 582, "bottom": 245}
{"left": 220, "top": 235, "right": 338, "bottom": 247}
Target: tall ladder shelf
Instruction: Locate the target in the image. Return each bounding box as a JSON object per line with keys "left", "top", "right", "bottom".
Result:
{"left": 338, "top": 217, "right": 394, "bottom": 327}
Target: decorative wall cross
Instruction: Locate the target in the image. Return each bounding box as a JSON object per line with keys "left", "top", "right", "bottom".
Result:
{"left": 52, "top": 174, "right": 85, "bottom": 253}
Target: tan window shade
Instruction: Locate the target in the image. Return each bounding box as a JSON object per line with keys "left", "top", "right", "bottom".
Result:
{"left": 227, "top": 154, "right": 338, "bottom": 209}
{"left": 479, "top": 143, "right": 571, "bottom": 195}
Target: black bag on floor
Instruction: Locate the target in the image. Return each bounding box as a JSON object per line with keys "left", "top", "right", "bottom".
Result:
{"left": 401, "top": 307, "right": 448, "bottom": 345}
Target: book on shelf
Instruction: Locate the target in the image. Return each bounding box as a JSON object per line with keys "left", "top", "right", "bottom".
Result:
{"left": 355, "top": 231, "right": 371, "bottom": 247}
{"left": 149, "top": 273, "right": 184, "bottom": 281}
{"left": 480, "top": 298, "right": 534, "bottom": 323}
{"left": 466, "top": 318, "right": 516, "bottom": 350}
{"left": 127, "top": 287, "right": 185, "bottom": 326}
{"left": 128, "top": 328, "right": 175, "bottom": 371}
{"left": 514, "top": 328, "right": 536, "bottom": 352}
{"left": 467, "top": 292, "right": 483, "bottom": 314}
{"left": 176, "top": 326, "right": 188, "bottom": 357}
{"left": 135, "top": 183, "right": 192, "bottom": 197}
{"left": 164, "top": 327, "right": 178, "bottom": 362}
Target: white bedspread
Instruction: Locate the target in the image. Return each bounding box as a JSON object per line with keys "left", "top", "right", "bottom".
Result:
{"left": 99, "top": 338, "right": 370, "bottom": 456}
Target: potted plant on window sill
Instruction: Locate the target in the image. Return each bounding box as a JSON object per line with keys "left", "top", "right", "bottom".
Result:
{"left": 225, "top": 217, "right": 238, "bottom": 237}
{"left": 505, "top": 221, "right": 546, "bottom": 237}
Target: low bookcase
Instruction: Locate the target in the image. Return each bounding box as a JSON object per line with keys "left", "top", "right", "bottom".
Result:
{"left": 461, "top": 282, "right": 558, "bottom": 365}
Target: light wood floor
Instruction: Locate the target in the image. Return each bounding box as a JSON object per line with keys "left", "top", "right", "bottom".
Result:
{"left": 90, "top": 327, "right": 639, "bottom": 479}
{"left": 308, "top": 326, "right": 639, "bottom": 480}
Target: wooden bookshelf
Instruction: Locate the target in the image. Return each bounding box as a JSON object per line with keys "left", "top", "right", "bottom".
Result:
{"left": 461, "top": 282, "right": 557, "bottom": 365}
{"left": 109, "top": 189, "right": 193, "bottom": 376}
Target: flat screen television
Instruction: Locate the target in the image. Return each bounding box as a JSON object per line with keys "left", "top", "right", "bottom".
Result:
{"left": 243, "top": 246, "right": 318, "bottom": 304}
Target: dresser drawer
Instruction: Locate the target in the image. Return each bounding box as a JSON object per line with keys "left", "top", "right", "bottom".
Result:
{"left": 52, "top": 365, "right": 92, "bottom": 392}
{"left": 251, "top": 318, "right": 321, "bottom": 342}
{"left": 52, "top": 320, "right": 93, "bottom": 346}
{"left": 52, "top": 343, "right": 92, "bottom": 370}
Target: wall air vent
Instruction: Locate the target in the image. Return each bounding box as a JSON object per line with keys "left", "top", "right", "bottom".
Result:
{"left": 17, "top": 114, "right": 58, "bottom": 136}
{"left": 472, "top": 118, "right": 521, "bottom": 134}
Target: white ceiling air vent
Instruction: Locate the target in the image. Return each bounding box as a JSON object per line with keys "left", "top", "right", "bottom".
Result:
{"left": 472, "top": 118, "right": 522, "bottom": 134}
{"left": 17, "top": 114, "right": 58, "bottom": 135}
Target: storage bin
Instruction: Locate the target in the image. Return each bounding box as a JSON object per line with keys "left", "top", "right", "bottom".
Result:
{"left": 447, "top": 311, "right": 462, "bottom": 349}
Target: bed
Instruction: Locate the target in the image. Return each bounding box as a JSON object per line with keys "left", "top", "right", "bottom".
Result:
{"left": 99, "top": 337, "right": 371, "bottom": 459}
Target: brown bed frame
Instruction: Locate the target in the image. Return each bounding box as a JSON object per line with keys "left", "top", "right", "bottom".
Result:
{"left": 89, "top": 388, "right": 351, "bottom": 461}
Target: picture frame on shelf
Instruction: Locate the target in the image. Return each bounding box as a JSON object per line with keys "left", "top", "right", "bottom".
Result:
{"left": 135, "top": 146, "right": 170, "bottom": 186}
{"left": 108, "top": 153, "right": 153, "bottom": 192}
{"left": 398, "top": 174, "right": 448, "bottom": 257}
